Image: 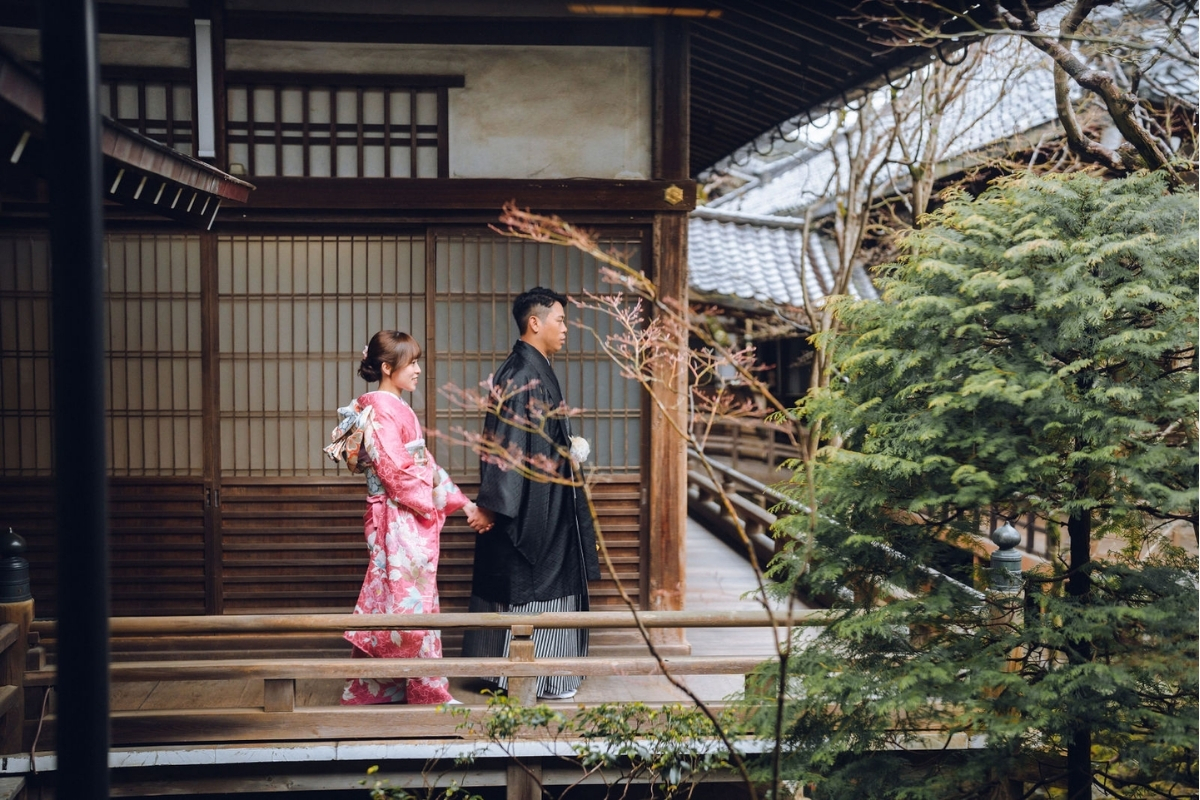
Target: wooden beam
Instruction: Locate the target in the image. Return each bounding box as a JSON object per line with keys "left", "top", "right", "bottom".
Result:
{"left": 31, "top": 608, "right": 809, "bottom": 636}
{"left": 58, "top": 702, "right": 734, "bottom": 747}
{"left": 245, "top": 178, "right": 696, "bottom": 211}
{"left": 27, "top": 654, "right": 766, "bottom": 684}
{"left": 223, "top": 14, "right": 653, "bottom": 47}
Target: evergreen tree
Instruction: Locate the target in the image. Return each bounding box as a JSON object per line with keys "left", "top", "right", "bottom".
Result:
{"left": 754, "top": 171, "right": 1198, "bottom": 799}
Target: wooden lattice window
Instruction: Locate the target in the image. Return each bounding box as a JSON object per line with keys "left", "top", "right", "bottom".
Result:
{"left": 217, "top": 234, "right": 428, "bottom": 476}
{"left": 225, "top": 73, "right": 462, "bottom": 178}
{"left": 0, "top": 233, "right": 203, "bottom": 476}
{"left": 432, "top": 231, "right": 645, "bottom": 479}
{"left": 0, "top": 235, "right": 51, "bottom": 475}
{"left": 106, "top": 235, "right": 204, "bottom": 476}
{"left": 100, "top": 68, "right": 196, "bottom": 157}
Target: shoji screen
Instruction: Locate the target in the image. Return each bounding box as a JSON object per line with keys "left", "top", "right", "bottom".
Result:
{"left": 0, "top": 235, "right": 52, "bottom": 476}
{"left": 0, "top": 233, "right": 203, "bottom": 477}
{"left": 106, "top": 235, "right": 204, "bottom": 476}
{"left": 0, "top": 232, "right": 207, "bottom": 616}
{"left": 217, "top": 234, "right": 427, "bottom": 476}
{"left": 432, "top": 232, "right": 644, "bottom": 477}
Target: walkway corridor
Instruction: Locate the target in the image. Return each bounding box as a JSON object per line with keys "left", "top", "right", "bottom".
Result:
{"left": 552, "top": 516, "right": 806, "bottom": 705}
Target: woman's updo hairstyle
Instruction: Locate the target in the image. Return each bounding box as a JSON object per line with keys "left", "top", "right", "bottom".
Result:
{"left": 359, "top": 330, "right": 421, "bottom": 383}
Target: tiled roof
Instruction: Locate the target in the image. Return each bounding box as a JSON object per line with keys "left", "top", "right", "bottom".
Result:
{"left": 688, "top": 207, "right": 879, "bottom": 313}
{"left": 707, "top": 33, "right": 1061, "bottom": 217}
{"left": 706, "top": 4, "right": 1197, "bottom": 217}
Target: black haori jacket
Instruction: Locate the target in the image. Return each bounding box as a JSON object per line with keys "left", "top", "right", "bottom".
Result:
{"left": 471, "top": 341, "right": 601, "bottom": 606}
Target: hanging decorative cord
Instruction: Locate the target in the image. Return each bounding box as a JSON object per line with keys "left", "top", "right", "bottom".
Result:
{"left": 936, "top": 40, "right": 970, "bottom": 66}
{"left": 728, "top": 145, "right": 754, "bottom": 168}
{"left": 807, "top": 109, "right": 834, "bottom": 129}
{"left": 887, "top": 68, "right": 915, "bottom": 91}
{"left": 842, "top": 91, "right": 868, "bottom": 112}
{"left": 778, "top": 122, "right": 802, "bottom": 143}
{"left": 752, "top": 131, "right": 777, "bottom": 157}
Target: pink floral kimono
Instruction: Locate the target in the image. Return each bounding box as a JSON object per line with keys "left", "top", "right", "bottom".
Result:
{"left": 323, "top": 391, "right": 468, "bottom": 705}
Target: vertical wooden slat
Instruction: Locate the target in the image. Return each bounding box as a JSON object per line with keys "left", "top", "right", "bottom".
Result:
{"left": 383, "top": 90, "right": 391, "bottom": 178}
{"left": 328, "top": 87, "right": 337, "bottom": 177}
{"left": 201, "top": 233, "right": 223, "bottom": 615}
{"left": 165, "top": 81, "right": 176, "bottom": 150}
{"left": 245, "top": 83, "right": 256, "bottom": 176}
{"left": 136, "top": 79, "right": 147, "bottom": 135}
{"left": 436, "top": 85, "right": 448, "bottom": 178}
{"left": 210, "top": 1, "right": 228, "bottom": 168}
{"left": 355, "top": 87, "right": 364, "bottom": 178}
{"left": 274, "top": 84, "right": 283, "bottom": 177}
{"left": 301, "top": 86, "right": 310, "bottom": 177}
{"left": 424, "top": 229, "right": 437, "bottom": 433}
{"left": 259, "top": 237, "right": 267, "bottom": 473}
{"left": 409, "top": 90, "right": 418, "bottom": 179}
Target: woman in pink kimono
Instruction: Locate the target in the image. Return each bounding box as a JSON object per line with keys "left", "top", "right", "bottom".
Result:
{"left": 324, "top": 330, "right": 481, "bottom": 705}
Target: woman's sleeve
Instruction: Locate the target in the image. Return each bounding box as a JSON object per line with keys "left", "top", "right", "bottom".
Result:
{"left": 362, "top": 398, "right": 438, "bottom": 519}
{"left": 430, "top": 460, "right": 470, "bottom": 515}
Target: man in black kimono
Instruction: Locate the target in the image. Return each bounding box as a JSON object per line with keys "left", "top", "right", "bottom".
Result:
{"left": 462, "top": 287, "right": 601, "bottom": 700}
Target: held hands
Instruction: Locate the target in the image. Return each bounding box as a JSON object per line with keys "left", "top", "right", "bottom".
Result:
{"left": 464, "top": 502, "right": 495, "bottom": 535}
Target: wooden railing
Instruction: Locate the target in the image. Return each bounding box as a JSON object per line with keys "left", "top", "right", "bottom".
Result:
{"left": 688, "top": 449, "right": 789, "bottom": 567}
{"left": 0, "top": 623, "right": 24, "bottom": 753}
{"left": 18, "top": 610, "right": 829, "bottom": 751}
{"left": 0, "top": 592, "right": 33, "bottom": 762}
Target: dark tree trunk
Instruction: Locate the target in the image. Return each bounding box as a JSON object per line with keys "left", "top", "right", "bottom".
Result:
{"left": 1066, "top": 507, "right": 1092, "bottom": 800}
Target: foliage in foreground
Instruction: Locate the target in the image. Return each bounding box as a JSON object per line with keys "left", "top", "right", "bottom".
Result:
{"left": 756, "top": 171, "right": 1199, "bottom": 798}
{"left": 366, "top": 696, "right": 743, "bottom": 800}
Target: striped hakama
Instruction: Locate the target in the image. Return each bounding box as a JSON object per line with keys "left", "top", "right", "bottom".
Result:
{"left": 462, "top": 594, "right": 587, "bottom": 698}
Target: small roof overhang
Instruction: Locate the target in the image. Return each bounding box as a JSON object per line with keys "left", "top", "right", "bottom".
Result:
{"left": 0, "top": 47, "right": 253, "bottom": 228}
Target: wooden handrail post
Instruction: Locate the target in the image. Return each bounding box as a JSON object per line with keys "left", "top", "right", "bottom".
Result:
{"left": 0, "top": 529, "right": 33, "bottom": 756}
{"left": 263, "top": 678, "right": 295, "bottom": 713}
{"left": 507, "top": 756, "right": 542, "bottom": 800}
{"left": 507, "top": 624, "right": 537, "bottom": 706}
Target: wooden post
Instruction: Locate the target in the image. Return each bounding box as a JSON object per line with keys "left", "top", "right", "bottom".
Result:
{"left": 41, "top": 1, "right": 111, "bottom": 794}
{"left": 263, "top": 679, "right": 295, "bottom": 713}
{"left": 200, "top": 232, "right": 223, "bottom": 615}
{"left": 647, "top": 213, "right": 688, "bottom": 645}
{"left": 506, "top": 624, "right": 537, "bottom": 706}
{"left": 647, "top": 17, "right": 690, "bottom": 649}
{"left": 507, "top": 757, "right": 542, "bottom": 800}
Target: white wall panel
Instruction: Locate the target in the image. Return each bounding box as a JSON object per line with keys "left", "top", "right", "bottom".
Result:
{"left": 226, "top": 41, "right": 652, "bottom": 180}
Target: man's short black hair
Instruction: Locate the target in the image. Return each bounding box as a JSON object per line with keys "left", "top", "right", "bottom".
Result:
{"left": 513, "top": 287, "right": 568, "bottom": 334}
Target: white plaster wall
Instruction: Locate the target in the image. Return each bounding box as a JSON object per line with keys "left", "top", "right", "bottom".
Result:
{"left": 225, "top": 41, "right": 652, "bottom": 180}
{"left": 0, "top": 28, "right": 191, "bottom": 68}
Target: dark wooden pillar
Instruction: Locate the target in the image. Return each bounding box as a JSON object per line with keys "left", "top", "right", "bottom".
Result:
{"left": 200, "top": 232, "right": 223, "bottom": 614}
{"left": 647, "top": 19, "right": 689, "bottom": 629}
{"left": 40, "top": 0, "right": 110, "bottom": 793}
